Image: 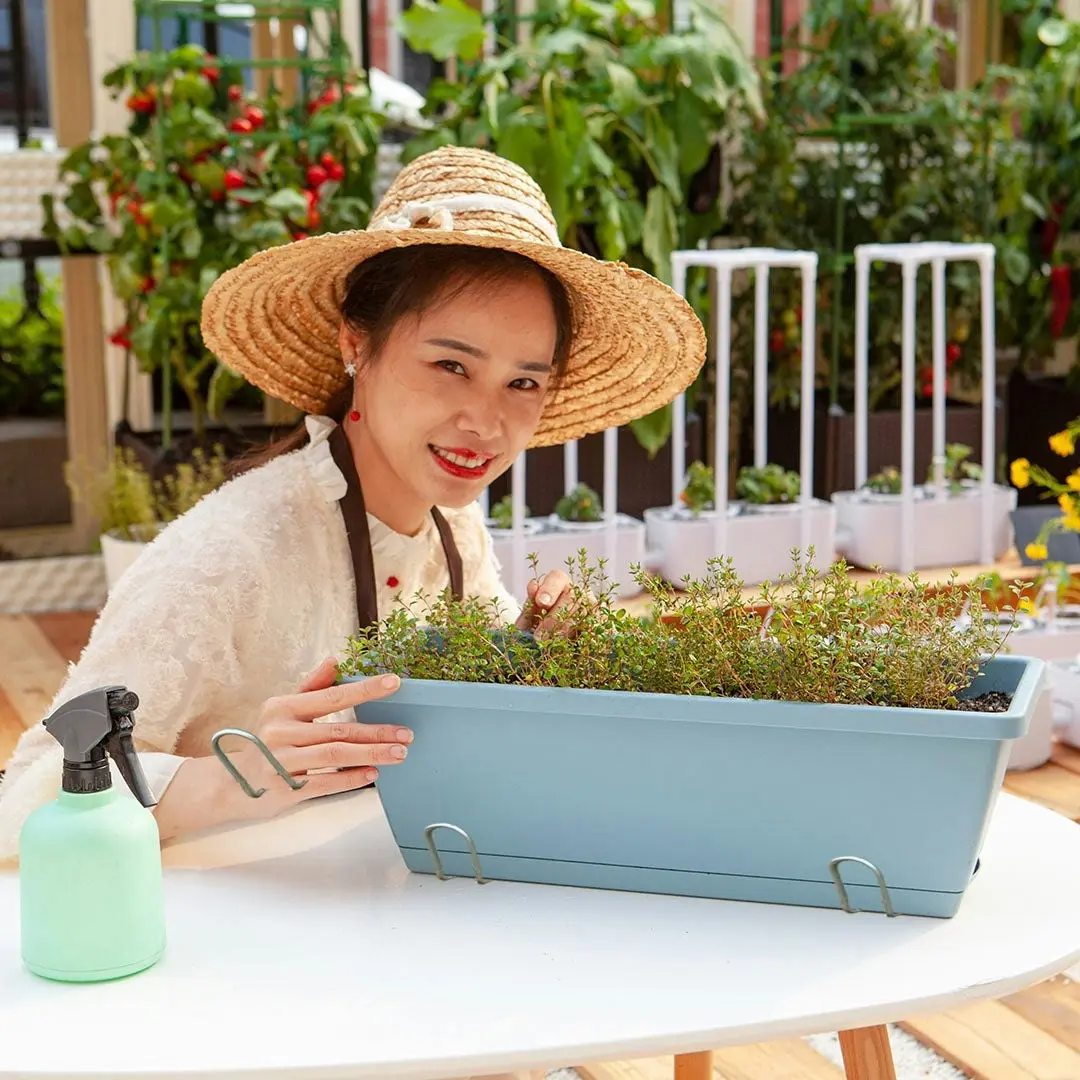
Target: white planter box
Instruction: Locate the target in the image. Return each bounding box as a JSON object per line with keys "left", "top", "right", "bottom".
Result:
{"left": 832, "top": 485, "right": 1017, "bottom": 571}
{"left": 100, "top": 525, "right": 161, "bottom": 593}
{"left": 490, "top": 514, "right": 647, "bottom": 601}
{"left": 643, "top": 500, "right": 837, "bottom": 587}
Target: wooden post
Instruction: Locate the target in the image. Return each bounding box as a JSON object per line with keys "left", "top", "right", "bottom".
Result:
{"left": 252, "top": 7, "right": 304, "bottom": 427}
{"left": 673, "top": 1051, "right": 713, "bottom": 1080}
{"left": 838, "top": 1026, "right": 898, "bottom": 1080}
{"left": 45, "top": 0, "right": 109, "bottom": 552}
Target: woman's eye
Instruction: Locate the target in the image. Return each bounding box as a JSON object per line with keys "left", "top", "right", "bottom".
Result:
{"left": 437, "top": 360, "right": 467, "bottom": 376}
{"left": 510, "top": 378, "right": 540, "bottom": 391}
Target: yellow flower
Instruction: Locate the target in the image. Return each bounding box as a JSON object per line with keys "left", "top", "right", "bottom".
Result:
{"left": 1050, "top": 430, "right": 1076, "bottom": 457}
{"left": 1061, "top": 494, "right": 1075, "bottom": 514}
{"left": 1010, "top": 458, "right": 1031, "bottom": 488}
{"left": 1019, "top": 596, "right": 1036, "bottom": 615}
{"left": 1069, "top": 471, "right": 1080, "bottom": 492}
{"left": 1025, "top": 542, "right": 1049, "bottom": 561}
{"left": 1065, "top": 515, "right": 1080, "bottom": 533}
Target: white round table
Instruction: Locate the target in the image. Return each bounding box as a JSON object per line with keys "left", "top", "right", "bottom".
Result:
{"left": 2, "top": 790, "right": 1079, "bottom": 1080}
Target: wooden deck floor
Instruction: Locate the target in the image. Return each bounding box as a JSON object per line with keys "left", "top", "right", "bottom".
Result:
{"left": 4, "top": 610, "right": 1080, "bottom": 1079}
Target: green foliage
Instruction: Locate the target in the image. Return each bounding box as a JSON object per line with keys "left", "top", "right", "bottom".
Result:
{"left": 65, "top": 443, "right": 227, "bottom": 541}
{"left": 44, "top": 43, "right": 386, "bottom": 439}
{"left": 678, "top": 460, "right": 715, "bottom": 514}
{"left": 929, "top": 442, "right": 982, "bottom": 492}
{"left": 490, "top": 493, "right": 530, "bottom": 527}
{"left": 398, "top": 0, "right": 758, "bottom": 452}
{"left": 724, "top": 0, "right": 1002, "bottom": 416}
{"left": 735, "top": 463, "right": 800, "bottom": 505}
{"left": 555, "top": 482, "right": 604, "bottom": 522}
{"left": 864, "top": 466, "right": 902, "bottom": 495}
{"left": 0, "top": 280, "right": 65, "bottom": 418}
{"left": 338, "top": 550, "right": 1010, "bottom": 711}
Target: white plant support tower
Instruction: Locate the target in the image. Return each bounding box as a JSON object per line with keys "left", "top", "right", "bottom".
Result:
{"left": 852, "top": 242, "right": 997, "bottom": 573}
{"left": 669, "top": 247, "right": 820, "bottom": 558}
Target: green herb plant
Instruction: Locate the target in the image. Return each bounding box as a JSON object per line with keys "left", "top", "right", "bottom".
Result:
{"left": 339, "top": 549, "right": 1010, "bottom": 711}
{"left": 735, "top": 463, "right": 800, "bottom": 505}
{"left": 928, "top": 443, "right": 982, "bottom": 493}
{"left": 66, "top": 443, "right": 227, "bottom": 542}
{"left": 489, "top": 493, "right": 530, "bottom": 529}
{"left": 679, "top": 460, "right": 715, "bottom": 515}
{"left": 555, "top": 482, "right": 604, "bottom": 523}
{"left": 864, "top": 466, "right": 903, "bottom": 495}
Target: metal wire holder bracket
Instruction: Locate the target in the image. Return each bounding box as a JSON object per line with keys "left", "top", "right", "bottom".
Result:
{"left": 210, "top": 727, "right": 307, "bottom": 799}
{"left": 423, "top": 823, "right": 488, "bottom": 884}
{"left": 828, "top": 855, "right": 897, "bottom": 917}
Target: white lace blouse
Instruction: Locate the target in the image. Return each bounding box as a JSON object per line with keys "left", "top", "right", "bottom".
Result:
{"left": 0, "top": 415, "right": 521, "bottom": 861}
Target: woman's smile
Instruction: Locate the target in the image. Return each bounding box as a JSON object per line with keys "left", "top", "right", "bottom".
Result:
{"left": 429, "top": 444, "right": 496, "bottom": 479}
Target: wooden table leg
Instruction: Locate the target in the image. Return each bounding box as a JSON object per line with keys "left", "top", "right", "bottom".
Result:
{"left": 673, "top": 1051, "right": 713, "bottom": 1080}
{"left": 838, "top": 1026, "right": 897, "bottom": 1080}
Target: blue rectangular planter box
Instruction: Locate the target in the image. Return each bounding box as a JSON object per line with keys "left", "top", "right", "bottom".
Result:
{"left": 349, "top": 654, "right": 1044, "bottom": 918}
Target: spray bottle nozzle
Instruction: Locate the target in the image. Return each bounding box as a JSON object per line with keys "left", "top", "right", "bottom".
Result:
{"left": 43, "top": 686, "right": 157, "bottom": 806}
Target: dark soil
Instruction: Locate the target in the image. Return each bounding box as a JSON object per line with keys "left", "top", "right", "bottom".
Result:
{"left": 954, "top": 691, "right": 1012, "bottom": 713}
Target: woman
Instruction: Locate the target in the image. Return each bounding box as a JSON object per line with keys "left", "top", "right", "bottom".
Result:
{"left": 0, "top": 146, "right": 705, "bottom": 858}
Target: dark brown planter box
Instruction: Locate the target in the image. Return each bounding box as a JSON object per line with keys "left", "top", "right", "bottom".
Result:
{"left": 485, "top": 414, "right": 704, "bottom": 520}
{"left": 114, "top": 415, "right": 293, "bottom": 482}
{"left": 738, "top": 393, "right": 1005, "bottom": 500}
{"left": 1004, "top": 370, "right": 1080, "bottom": 508}
{"left": 0, "top": 417, "right": 72, "bottom": 529}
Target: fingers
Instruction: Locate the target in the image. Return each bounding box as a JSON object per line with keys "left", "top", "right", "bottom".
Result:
{"left": 297, "top": 656, "right": 339, "bottom": 694}
{"left": 284, "top": 719, "right": 413, "bottom": 749}
{"left": 277, "top": 739, "right": 407, "bottom": 774}
{"left": 518, "top": 570, "right": 572, "bottom": 631}
{"left": 295, "top": 766, "right": 382, "bottom": 802}
{"left": 272, "top": 672, "right": 401, "bottom": 723}
{"left": 533, "top": 588, "right": 574, "bottom": 635}
{"left": 533, "top": 570, "right": 569, "bottom": 609}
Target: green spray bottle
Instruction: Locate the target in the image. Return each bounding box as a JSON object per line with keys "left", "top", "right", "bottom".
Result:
{"left": 19, "top": 686, "right": 166, "bottom": 982}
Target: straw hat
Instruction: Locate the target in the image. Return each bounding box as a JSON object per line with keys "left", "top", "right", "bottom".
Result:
{"left": 200, "top": 145, "right": 706, "bottom": 447}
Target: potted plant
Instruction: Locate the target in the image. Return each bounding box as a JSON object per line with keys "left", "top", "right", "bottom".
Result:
{"left": 485, "top": 494, "right": 540, "bottom": 537}
{"left": 487, "top": 484, "right": 649, "bottom": 602}
{"left": 335, "top": 552, "right": 1044, "bottom": 919}
{"left": 44, "top": 42, "right": 386, "bottom": 463}
{"left": 645, "top": 461, "right": 835, "bottom": 588}
{"left": 65, "top": 443, "right": 227, "bottom": 590}
{"left": 0, "top": 278, "right": 70, "bottom": 531}
{"left": 833, "top": 433, "right": 1017, "bottom": 571}
{"left": 552, "top": 483, "right": 607, "bottom": 532}
{"left": 733, "top": 463, "right": 801, "bottom": 513}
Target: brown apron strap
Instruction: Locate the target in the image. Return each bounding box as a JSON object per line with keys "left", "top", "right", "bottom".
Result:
{"left": 431, "top": 506, "right": 464, "bottom": 602}
{"left": 328, "top": 424, "right": 464, "bottom": 629}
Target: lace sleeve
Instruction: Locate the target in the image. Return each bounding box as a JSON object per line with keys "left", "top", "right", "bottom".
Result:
{"left": 0, "top": 507, "right": 266, "bottom": 862}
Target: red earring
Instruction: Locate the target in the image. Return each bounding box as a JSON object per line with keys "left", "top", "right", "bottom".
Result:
{"left": 349, "top": 409, "right": 360, "bottom": 422}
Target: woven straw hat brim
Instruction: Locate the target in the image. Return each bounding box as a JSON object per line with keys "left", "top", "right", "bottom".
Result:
{"left": 200, "top": 226, "right": 706, "bottom": 448}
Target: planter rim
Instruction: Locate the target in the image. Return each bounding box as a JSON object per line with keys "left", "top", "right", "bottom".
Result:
{"left": 102, "top": 523, "right": 163, "bottom": 544}
{"left": 544, "top": 512, "right": 640, "bottom": 531}
{"left": 344, "top": 653, "right": 1042, "bottom": 741}
{"left": 644, "top": 505, "right": 741, "bottom": 521}
{"left": 834, "top": 482, "right": 1014, "bottom": 504}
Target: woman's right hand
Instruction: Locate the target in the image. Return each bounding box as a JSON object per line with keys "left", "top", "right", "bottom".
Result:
{"left": 152, "top": 657, "right": 409, "bottom": 841}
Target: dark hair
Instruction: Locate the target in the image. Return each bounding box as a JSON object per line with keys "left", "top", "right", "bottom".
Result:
{"left": 229, "top": 244, "right": 574, "bottom": 477}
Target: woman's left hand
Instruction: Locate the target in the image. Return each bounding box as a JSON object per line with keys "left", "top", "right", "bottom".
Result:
{"left": 516, "top": 569, "right": 574, "bottom": 635}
